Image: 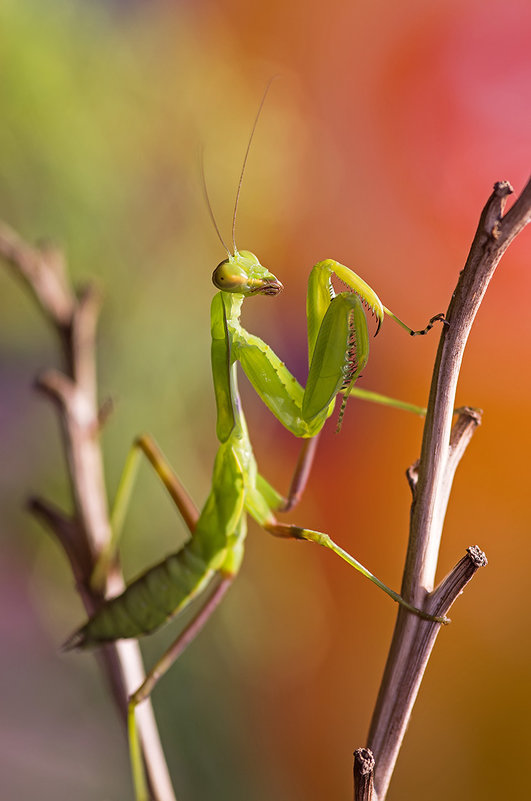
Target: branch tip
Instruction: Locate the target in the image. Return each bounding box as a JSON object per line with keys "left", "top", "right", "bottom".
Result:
{"left": 466, "top": 544, "right": 488, "bottom": 569}
{"left": 354, "top": 748, "right": 375, "bottom": 801}
{"left": 493, "top": 180, "right": 513, "bottom": 197}
{"left": 34, "top": 368, "right": 75, "bottom": 406}
{"left": 77, "top": 281, "right": 103, "bottom": 314}
{"left": 354, "top": 748, "right": 375, "bottom": 775}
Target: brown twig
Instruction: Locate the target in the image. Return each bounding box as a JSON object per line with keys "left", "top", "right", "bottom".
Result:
{"left": 353, "top": 748, "right": 375, "bottom": 801}
{"left": 0, "top": 224, "right": 176, "bottom": 801}
{"left": 363, "top": 177, "right": 531, "bottom": 800}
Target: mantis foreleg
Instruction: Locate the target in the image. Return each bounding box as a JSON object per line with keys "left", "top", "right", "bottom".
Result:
{"left": 384, "top": 310, "right": 448, "bottom": 337}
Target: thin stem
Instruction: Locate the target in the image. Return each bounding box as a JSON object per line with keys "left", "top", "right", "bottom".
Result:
{"left": 366, "top": 177, "right": 531, "bottom": 801}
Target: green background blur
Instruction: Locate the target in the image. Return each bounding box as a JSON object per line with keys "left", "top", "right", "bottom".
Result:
{"left": 1, "top": 1, "right": 530, "bottom": 799}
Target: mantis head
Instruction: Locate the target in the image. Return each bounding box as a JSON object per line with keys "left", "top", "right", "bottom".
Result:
{"left": 212, "top": 251, "right": 283, "bottom": 297}
{"left": 207, "top": 82, "right": 284, "bottom": 299}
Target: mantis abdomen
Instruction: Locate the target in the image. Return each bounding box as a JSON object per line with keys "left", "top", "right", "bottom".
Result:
{"left": 67, "top": 440, "right": 246, "bottom": 650}
{"left": 68, "top": 543, "right": 216, "bottom": 648}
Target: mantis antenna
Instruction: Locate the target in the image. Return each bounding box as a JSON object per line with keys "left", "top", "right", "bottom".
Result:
{"left": 200, "top": 149, "right": 231, "bottom": 256}
{"left": 231, "top": 76, "right": 277, "bottom": 254}
{"left": 201, "top": 77, "right": 277, "bottom": 257}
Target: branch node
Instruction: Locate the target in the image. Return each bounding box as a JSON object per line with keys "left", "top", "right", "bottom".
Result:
{"left": 34, "top": 368, "right": 76, "bottom": 406}
{"left": 406, "top": 459, "right": 419, "bottom": 498}
{"left": 484, "top": 181, "right": 513, "bottom": 238}
{"left": 449, "top": 406, "right": 482, "bottom": 458}
{"left": 28, "top": 496, "right": 92, "bottom": 580}
{"left": 76, "top": 281, "right": 103, "bottom": 319}
{"left": 0, "top": 222, "right": 76, "bottom": 324}
{"left": 37, "top": 239, "right": 68, "bottom": 281}
{"left": 95, "top": 396, "right": 115, "bottom": 433}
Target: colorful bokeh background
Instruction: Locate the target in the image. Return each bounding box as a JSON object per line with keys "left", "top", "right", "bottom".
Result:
{"left": 1, "top": 1, "right": 530, "bottom": 799}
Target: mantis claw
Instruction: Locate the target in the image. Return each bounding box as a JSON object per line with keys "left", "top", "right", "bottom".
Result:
{"left": 409, "top": 313, "right": 449, "bottom": 336}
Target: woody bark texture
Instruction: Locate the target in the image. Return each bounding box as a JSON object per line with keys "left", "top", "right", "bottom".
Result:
{"left": 359, "top": 176, "right": 531, "bottom": 800}
{"left": 0, "top": 222, "right": 176, "bottom": 801}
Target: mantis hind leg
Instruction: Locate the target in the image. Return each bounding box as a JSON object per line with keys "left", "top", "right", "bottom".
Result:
{"left": 346, "top": 387, "right": 427, "bottom": 416}
{"left": 251, "top": 435, "right": 322, "bottom": 518}
{"left": 128, "top": 574, "right": 234, "bottom": 801}
{"left": 265, "top": 521, "right": 449, "bottom": 624}
{"left": 91, "top": 434, "right": 199, "bottom": 591}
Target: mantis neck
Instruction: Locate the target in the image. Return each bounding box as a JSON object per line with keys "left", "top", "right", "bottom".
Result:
{"left": 221, "top": 292, "right": 250, "bottom": 447}
{"left": 223, "top": 292, "right": 244, "bottom": 326}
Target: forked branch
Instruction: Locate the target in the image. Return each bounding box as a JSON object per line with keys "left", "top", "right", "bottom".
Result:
{"left": 0, "top": 226, "right": 176, "bottom": 801}
{"left": 360, "top": 176, "right": 531, "bottom": 800}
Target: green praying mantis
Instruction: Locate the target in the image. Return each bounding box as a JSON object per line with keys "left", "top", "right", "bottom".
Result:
{"left": 65, "top": 95, "right": 448, "bottom": 801}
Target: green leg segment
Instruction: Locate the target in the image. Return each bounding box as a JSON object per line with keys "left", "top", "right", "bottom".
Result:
{"left": 348, "top": 387, "right": 426, "bottom": 416}
{"left": 265, "top": 522, "right": 449, "bottom": 625}
{"left": 90, "top": 434, "right": 199, "bottom": 592}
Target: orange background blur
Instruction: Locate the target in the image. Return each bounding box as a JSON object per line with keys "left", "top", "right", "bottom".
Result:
{"left": 1, "top": 1, "right": 530, "bottom": 800}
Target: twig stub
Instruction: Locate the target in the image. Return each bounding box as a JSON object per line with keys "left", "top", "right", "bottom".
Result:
{"left": 354, "top": 747, "right": 375, "bottom": 801}
{"left": 467, "top": 544, "right": 488, "bottom": 569}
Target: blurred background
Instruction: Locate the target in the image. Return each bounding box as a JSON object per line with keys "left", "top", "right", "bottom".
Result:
{"left": 1, "top": 0, "right": 530, "bottom": 799}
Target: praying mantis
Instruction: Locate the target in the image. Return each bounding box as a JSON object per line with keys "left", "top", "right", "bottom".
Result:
{"left": 65, "top": 94, "right": 448, "bottom": 801}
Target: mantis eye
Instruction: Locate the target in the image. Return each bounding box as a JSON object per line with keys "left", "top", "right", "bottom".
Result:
{"left": 212, "top": 260, "right": 246, "bottom": 291}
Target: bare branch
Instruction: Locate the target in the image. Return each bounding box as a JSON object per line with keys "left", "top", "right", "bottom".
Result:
{"left": 1, "top": 224, "right": 177, "bottom": 801}
{"left": 0, "top": 221, "right": 75, "bottom": 326}
{"left": 367, "top": 176, "right": 531, "bottom": 800}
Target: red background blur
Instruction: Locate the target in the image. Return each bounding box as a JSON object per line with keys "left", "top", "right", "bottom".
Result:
{"left": 1, "top": 1, "right": 530, "bottom": 799}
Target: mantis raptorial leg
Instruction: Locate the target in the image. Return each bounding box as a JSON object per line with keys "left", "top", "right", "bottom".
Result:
{"left": 65, "top": 87, "right": 448, "bottom": 801}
